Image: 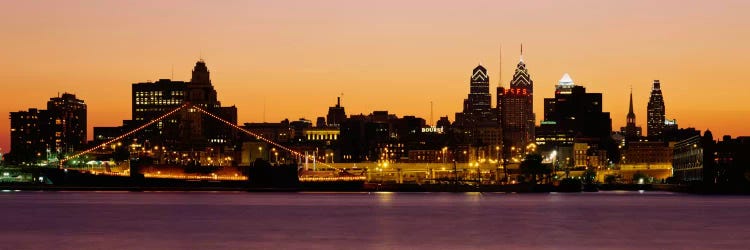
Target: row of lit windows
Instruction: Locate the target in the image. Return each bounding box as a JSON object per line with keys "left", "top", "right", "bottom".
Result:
{"left": 307, "top": 134, "right": 339, "bottom": 140}
{"left": 135, "top": 91, "right": 184, "bottom": 97}
{"left": 135, "top": 108, "right": 170, "bottom": 112}
{"left": 135, "top": 100, "right": 182, "bottom": 105}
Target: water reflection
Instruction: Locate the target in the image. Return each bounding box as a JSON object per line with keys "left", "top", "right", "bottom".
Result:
{"left": 0, "top": 191, "right": 748, "bottom": 249}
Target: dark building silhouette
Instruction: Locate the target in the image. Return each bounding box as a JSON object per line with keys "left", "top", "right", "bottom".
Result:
{"left": 543, "top": 76, "right": 611, "bottom": 139}
{"left": 436, "top": 116, "right": 451, "bottom": 129}
{"left": 315, "top": 117, "right": 326, "bottom": 128}
{"left": 8, "top": 93, "right": 86, "bottom": 164}
{"left": 498, "top": 49, "right": 534, "bottom": 152}
{"left": 326, "top": 97, "right": 346, "bottom": 127}
{"left": 647, "top": 80, "right": 666, "bottom": 140}
{"left": 242, "top": 119, "right": 293, "bottom": 143}
{"left": 9, "top": 108, "right": 46, "bottom": 163}
{"left": 541, "top": 76, "right": 615, "bottom": 164}
{"left": 290, "top": 118, "right": 313, "bottom": 141}
{"left": 620, "top": 89, "right": 642, "bottom": 141}
{"left": 339, "top": 111, "right": 429, "bottom": 163}
{"left": 713, "top": 136, "right": 750, "bottom": 185}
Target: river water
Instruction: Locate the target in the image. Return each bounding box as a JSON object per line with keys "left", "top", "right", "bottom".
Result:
{"left": 0, "top": 191, "right": 748, "bottom": 249}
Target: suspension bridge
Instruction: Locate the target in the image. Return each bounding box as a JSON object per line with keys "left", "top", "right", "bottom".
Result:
{"left": 57, "top": 102, "right": 365, "bottom": 183}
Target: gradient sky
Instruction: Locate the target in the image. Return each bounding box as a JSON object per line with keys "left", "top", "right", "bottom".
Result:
{"left": 1, "top": 0, "right": 749, "bottom": 153}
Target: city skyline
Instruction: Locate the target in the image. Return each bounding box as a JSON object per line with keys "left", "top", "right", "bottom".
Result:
{"left": 2, "top": 0, "right": 750, "bottom": 152}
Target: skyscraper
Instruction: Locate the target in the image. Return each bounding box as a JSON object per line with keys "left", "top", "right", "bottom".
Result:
{"left": 647, "top": 80, "right": 665, "bottom": 140}
{"left": 465, "top": 65, "right": 493, "bottom": 121}
{"left": 497, "top": 46, "right": 535, "bottom": 153}
{"left": 620, "top": 89, "right": 642, "bottom": 141}
{"left": 454, "top": 64, "right": 494, "bottom": 141}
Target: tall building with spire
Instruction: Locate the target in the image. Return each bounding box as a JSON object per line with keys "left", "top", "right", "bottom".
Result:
{"left": 620, "top": 89, "right": 642, "bottom": 141}
{"left": 647, "top": 80, "right": 666, "bottom": 140}
{"left": 497, "top": 45, "right": 535, "bottom": 154}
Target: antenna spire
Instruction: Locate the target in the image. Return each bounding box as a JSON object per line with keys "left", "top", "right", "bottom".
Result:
{"left": 519, "top": 43, "right": 524, "bottom": 62}
{"left": 498, "top": 44, "right": 503, "bottom": 87}
{"left": 430, "top": 101, "right": 434, "bottom": 126}
{"left": 629, "top": 86, "right": 634, "bottom": 114}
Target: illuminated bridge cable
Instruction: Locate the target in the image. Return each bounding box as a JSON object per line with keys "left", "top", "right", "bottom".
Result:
{"left": 59, "top": 103, "right": 190, "bottom": 168}
{"left": 60, "top": 103, "right": 338, "bottom": 171}
{"left": 189, "top": 104, "right": 339, "bottom": 171}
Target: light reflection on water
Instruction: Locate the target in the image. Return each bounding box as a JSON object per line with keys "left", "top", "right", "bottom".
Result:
{"left": 1, "top": 191, "right": 749, "bottom": 249}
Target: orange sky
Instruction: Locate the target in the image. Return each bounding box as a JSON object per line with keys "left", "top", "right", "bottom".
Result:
{"left": 1, "top": 0, "right": 749, "bottom": 153}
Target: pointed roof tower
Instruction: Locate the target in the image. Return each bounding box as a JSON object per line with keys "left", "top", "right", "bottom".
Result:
{"left": 498, "top": 44, "right": 503, "bottom": 87}
{"left": 472, "top": 64, "right": 489, "bottom": 81}
{"left": 627, "top": 87, "right": 636, "bottom": 125}
{"left": 510, "top": 44, "right": 532, "bottom": 90}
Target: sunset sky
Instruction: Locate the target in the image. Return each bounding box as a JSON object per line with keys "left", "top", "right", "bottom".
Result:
{"left": 1, "top": 0, "right": 749, "bottom": 153}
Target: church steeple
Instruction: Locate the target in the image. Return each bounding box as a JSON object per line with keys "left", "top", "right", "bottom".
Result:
{"left": 627, "top": 88, "right": 636, "bottom": 126}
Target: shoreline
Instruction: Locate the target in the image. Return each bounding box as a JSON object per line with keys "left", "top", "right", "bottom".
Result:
{"left": 0, "top": 183, "right": 734, "bottom": 194}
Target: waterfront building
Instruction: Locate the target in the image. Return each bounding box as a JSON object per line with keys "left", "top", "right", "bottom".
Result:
{"left": 673, "top": 130, "right": 713, "bottom": 182}
{"left": 8, "top": 93, "right": 87, "bottom": 164}
{"left": 8, "top": 108, "right": 46, "bottom": 163}
{"left": 619, "top": 141, "right": 673, "bottom": 177}
{"left": 713, "top": 136, "right": 750, "bottom": 184}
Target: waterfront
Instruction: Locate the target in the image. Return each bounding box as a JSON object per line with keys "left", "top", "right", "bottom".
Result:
{"left": 1, "top": 191, "right": 749, "bottom": 249}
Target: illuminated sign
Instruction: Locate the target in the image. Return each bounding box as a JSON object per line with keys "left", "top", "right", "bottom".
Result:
{"left": 421, "top": 127, "right": 444, "bottom": 133}
{"left": 504, "top": 88, "right": 529, "bottom": 96}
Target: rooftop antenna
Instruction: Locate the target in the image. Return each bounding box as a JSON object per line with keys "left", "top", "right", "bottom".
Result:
{"left": 430, "top": 101, "right": 434, "bottom": 126}
{"left": 498, "top": 44, "right": 503, "bottom": 87}
{"left": 263, "top": 97, "right": 266, "bottom": 123}
{"left": 171, "top": 64, "right": 174, "bottom": 79}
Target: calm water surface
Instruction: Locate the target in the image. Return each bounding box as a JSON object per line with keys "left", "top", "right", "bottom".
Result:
{"left": 1, "top": 191, "right": 749, "bottom": 249}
